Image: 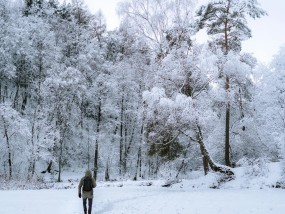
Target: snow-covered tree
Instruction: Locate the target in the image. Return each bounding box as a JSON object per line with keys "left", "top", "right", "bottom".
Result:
{"left": 254, "top": 46, "right": 285, "bottom": 163}
{"left": 143, "top": 43, "right": 234, "bottom": 177}
{"left": 0, "top": 103, "right": 30, "bottom": 179}
{"left": 196, "top": 0, "right": 266, "bottom": 166}
{"left": 118, "top": 0, "right": 196, "bottom": 57}
{"left": 43, "top": 67, "right": 86, "bottom": 181}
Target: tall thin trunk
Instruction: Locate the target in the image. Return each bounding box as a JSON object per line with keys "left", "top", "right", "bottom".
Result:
{"left": 134, "top": 124, "right": 144, "bottom": 180}
{"left": 239, "top": 88, "right": 245, "bottom": 118}
{"left": 134, "top": 145, "right": 142, "bottom": 181}
{"left": 105, "top": 159, "right": 110, "bottom": 181}
{"left": 4, "top": 84, "right": 8, "bottom": 102}
{"left": 13, "top": 85, "right": 19, "bottom": 110}
{"left": 58, "top": 138, "right": 63, "bottom": 182}
{"left": 224, "top": 1, "right": 231, "bottom": 167}
{"left": 29, "top": 112, "right": 36, "bottom": 180}
{"left": 94, "top": 140, "right": 99, "bottom": 180}
{"left": 57, "top": 109, "right": 68, "bottom": 182}
{"left": 87, "top": 127, "right": 90, "bottom": 170}
{"left": 123, "top": 120, "right": 128, "bottom": 173}
{"left": 29, "top": 64, "right": 43, "bottom": 179}
{"left": 93, "top": 100, "right": 101, "bottom": 180}
{"left": 3, "top": 118, "right": 12, "bottom": 179}
{"left": 21, "top": 89, "right": 28, "bottom": 114}
{"left": 119, "top": 95, "right": 124, "bottom": 175}
{"left": 225, "top": 75, "right": 231, "bottom": 166}
{"left": 225, "top": 101, "right": 231, "bottom": 166}
{"left": 0, "top": 81, "right": 2, "bottom": 103}
{"left": 124, "top": 120, "right": 135, "bottom": 174}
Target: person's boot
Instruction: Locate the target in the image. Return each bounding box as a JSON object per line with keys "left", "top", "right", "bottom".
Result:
{"left": 88, "top": 209, "right": 91, "bottom": 214}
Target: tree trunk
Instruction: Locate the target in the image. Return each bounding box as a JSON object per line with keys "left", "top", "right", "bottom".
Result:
{"left": 133, "top": 145, "right": 142, "bottom": 181}
{"left": 105, "top": 159, "right": 110, "bottom": 181}
{"left": 124, "top": 120, "right": 135, "bottom": 174}
{"left": 87, "top": 127, "right": 90, "bottom": 170}
{"left": 13, "top": 85, "right": 19, "bottom": 110}
{"left": 119, "top": 95, "right": 124, "bottom": 175}
{"left": 3, "top": 118, "right": 12, "bottom": 179}
{"left": 0, "top": 81, "right": 2, "bottom": 102}
{"left": 57, "top": 138, "right": 63, "bottom": 182}
{"left": 200, "top": 143, "right": 209, "bottom": 175}
{"left": 224, "top": 0, "right": 231, "bottom": 167}
{"left": 175, "top": 159, "right": 185, "bottom": 178}
{"left": 93, "top": 100, "right": 101, "bottom": 180}
{"left": 196, "top": 125, "right": 234, "bottom": 176}
{"left": 28, "top": 115, "right": 36, "bottom": 180}
{"left": 225, "top": 76, "right": 231, "bottom": 167}
{"left": 4, "top": 84, "right": 8, "bottom": 102}
{"left": 21, "top": 89, "right": 28, "bottom": 114}
{"left": 134, "top": 123, "right": 143, "bottom": 180}
{"left": 195, "top": 125, "right": 209, "bottom": 175}
{"left": 123, "top": 121, "right": 128, "bottom": 173}
{"left": 94, "top": 140, "right": 99, "bottom": 180}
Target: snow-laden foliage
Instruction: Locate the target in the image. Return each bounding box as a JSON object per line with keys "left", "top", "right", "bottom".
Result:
{"left": 0, "top": 103, "right": 31, "bottom": 179}
{"left": 0, "top": 0, "right": 282, "bottom": 185}
{"left": 237, "top": 157, "right": 269, "bottom": 177}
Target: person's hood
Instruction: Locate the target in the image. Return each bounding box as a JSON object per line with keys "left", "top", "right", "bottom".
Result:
{"left": 85, "top": 170, "right": 92, "bottom": 177}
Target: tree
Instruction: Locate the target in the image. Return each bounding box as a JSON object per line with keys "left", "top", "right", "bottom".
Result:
{"left": 118, "top": 0, "right": 196, "bottom": 56}
{"left": 196, "top": 0, "right": 266, "bottom": 166}
{"left": 43, "top": 67, "right": 86, "bottom": 182}
{"left": 0, "top": 103, "right": 30, "bottom": 179}
{"left": 143, "top": 42, "right": 234, "bottom": 177}
{"left": 253, "top": 46, "right": 285, "bottom": 162}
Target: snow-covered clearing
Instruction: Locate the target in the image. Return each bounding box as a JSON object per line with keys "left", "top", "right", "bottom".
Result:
{"left": 1, "top": 182, "right": 285, "bottom": 214}
{"left": 1, "top": 163, "right": 285, "bottom": 214}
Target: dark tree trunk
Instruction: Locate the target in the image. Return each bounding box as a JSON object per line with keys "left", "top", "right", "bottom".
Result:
{"left": 57, "top": 138, "right": 63, "bottom": 182}
{"left": 21, "top": 90, "right": 28, "bottom": 114}
{"left": 224, "top": 1, "right": 231, "bottom": 167}
{"left": 133, "top": 145, "right": 142, "bottom": 181}
{"left": 3, "top": 118, "right": 12, "bottom": 179}
{"left": 4, "top": 84, "right": 8, "bottom": 102}
{"left": 0, "top": 81, "right": 2, "bottom": 103}
{"left": 225, "top": 76, "right": 231, "bottom": 167}
{"left": 28, "top": 120, "right": 35, "bottom": 180}
{"left": 93, "top": 100, "right": 101, "bottom": 181}
{"left": 94, "top": 141, "right": 99, "bottom": 180}
{"left": 123, "top": 120, "right": 135, "bottom": 174}
{"left": 119, "top": 95, "right": 124, "bottom": 175}
{"left": 196, "top": 125, "right": 234, "bottom": 176}
{"left": 105, "top": 159, "right": 110, "bottom": 181}
{"left": 200, "top": 143, "right": 209, "bottom": 175}
{"left": 13, "top": 85, "right": 19, "bottom": 110}
{"left": 175, "top": 160, "right": 185, "bottom": 178}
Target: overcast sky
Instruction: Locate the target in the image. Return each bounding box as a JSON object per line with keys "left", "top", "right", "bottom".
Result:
{"left": 242, "top": 0, "right": 285, "bottom": 64}
{"left": 71, "top": 0, "right": 285, "bottom": 65}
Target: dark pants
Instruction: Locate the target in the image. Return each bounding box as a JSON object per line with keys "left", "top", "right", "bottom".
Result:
{"left": 83, "top": 198, "right": 93, "bottom": 214}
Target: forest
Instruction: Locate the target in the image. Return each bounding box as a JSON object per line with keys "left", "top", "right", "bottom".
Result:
{"left": 0, "top": 0, "right": 284, "bottom": 185}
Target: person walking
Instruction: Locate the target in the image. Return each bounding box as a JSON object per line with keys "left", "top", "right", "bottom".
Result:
{"left": 78, "top": 170, "right": 96, "bottom": 214}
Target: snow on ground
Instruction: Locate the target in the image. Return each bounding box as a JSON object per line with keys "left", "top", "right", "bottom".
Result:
{"left": 1, "top": 184, "right": 285, "bottom": 214}
{"left": 1, "top": 162, "right": 285, "bottom": 214}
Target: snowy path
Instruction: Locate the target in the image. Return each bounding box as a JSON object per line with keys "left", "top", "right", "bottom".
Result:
{"left": 1, "top": 185, "right": 285, "bottom": 214}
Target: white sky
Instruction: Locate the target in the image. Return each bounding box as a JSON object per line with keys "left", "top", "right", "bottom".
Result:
{"left": 65, "top": 0, "right": 285, "bottom": 65}
{"left": 242, "top": 0, "right": 285, "bottom": 64}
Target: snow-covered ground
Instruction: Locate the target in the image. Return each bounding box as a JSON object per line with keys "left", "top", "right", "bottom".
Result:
{"left": 1, "top": 162, "right": 285, "bottom": 214}
{"left": 1, "top": 185, "right": 284, "bottom": 214}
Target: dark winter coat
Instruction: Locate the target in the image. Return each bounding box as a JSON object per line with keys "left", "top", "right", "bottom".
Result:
{"left": 78, "top": 170, "right": 96, "bottom": 199}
